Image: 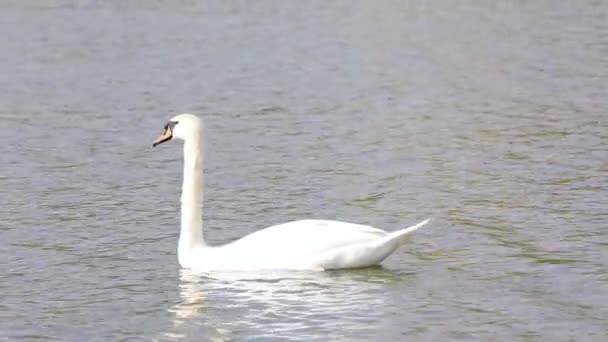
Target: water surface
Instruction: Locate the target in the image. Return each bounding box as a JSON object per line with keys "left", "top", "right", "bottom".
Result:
{"left": 1, "top": 1, "right": 607, "bottom": 340}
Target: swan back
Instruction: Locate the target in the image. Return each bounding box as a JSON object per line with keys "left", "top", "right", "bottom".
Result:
{"left": 181, "top": 219, "right": 429, "bottom": 271}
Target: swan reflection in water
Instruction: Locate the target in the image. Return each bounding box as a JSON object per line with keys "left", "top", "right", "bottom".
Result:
{"left": 164, "top": 267, "right": 410, "bottom": 341}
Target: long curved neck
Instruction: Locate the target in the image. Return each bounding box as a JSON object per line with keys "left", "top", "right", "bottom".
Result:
{"left": 179, "top": 131, "right": 206, "bottom": 253}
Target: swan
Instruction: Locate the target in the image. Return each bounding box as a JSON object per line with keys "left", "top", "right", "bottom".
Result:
{"left": 152, "top": 113, "right": 430, "bottom": 271}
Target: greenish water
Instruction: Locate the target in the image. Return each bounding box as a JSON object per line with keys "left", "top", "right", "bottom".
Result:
{"left": 1, "top": 1, "right": 607, "bottom": 341}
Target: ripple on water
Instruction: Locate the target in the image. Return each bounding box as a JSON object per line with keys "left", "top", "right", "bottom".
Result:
{"left": 2, "top": 1, "right": 607, "bottom": 341}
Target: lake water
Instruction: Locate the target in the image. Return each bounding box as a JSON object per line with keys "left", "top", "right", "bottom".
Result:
{"left": 1, "top": 1, "right": 607, "bottom": 341}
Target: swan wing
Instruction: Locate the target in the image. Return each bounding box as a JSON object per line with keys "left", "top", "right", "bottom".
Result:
{"left": 312, "top": 218, "right": 430, "bottom": 269}
{"left": 210, "top": 219, "right": 428, "bottom": 270}
{"left": 228, "top": 220, "right": 385, "bottom": 252}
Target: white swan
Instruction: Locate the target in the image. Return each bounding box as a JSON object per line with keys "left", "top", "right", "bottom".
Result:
{"left": 153, "top": 113, "right": 430, "bottom": 271}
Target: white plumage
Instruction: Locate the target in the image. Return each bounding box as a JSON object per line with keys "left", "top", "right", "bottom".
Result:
{"left": 153, "top": 113, "right": 430, "bottom": 271}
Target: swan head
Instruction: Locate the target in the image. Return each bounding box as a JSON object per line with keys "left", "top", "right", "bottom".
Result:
{"left": 153, "top": 113, "right": 202, "bottom": 147}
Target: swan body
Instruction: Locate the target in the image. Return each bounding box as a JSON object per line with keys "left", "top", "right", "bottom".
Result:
{"left": 153, "top": 113, "right": 430, "bottom": 271}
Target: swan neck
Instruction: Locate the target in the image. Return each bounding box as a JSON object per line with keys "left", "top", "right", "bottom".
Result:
{"left": 179, "top": 134, "right": 206, "bottom": 252}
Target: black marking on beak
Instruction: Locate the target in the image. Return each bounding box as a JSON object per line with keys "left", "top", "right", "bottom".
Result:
{"left": 152, "top": 121, "right": 178, "bottom": 147}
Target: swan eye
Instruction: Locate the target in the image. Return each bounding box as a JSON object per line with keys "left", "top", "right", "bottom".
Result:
{"left": 165, "top": 121, "right": 178, "bottom": 130}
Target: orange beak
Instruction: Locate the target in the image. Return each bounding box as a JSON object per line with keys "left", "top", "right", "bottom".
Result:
{"left": 152, "top": 126, "right": 173, "bottom": 147}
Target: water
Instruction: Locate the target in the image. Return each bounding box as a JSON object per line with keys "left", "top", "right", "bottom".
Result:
{"left": 1, "top": 1, "right": 607, "bottom": 340}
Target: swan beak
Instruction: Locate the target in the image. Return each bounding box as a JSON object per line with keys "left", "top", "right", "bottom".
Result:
{"left": 152, "top": 126, "right": 173, "bottom": 147}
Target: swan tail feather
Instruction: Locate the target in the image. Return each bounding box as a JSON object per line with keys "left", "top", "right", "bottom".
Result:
{"left": 318, "top": 218, "right": 431, "bottom": 269}
{"left": 386, "top": 218, "right": 431, "bottom": 245}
